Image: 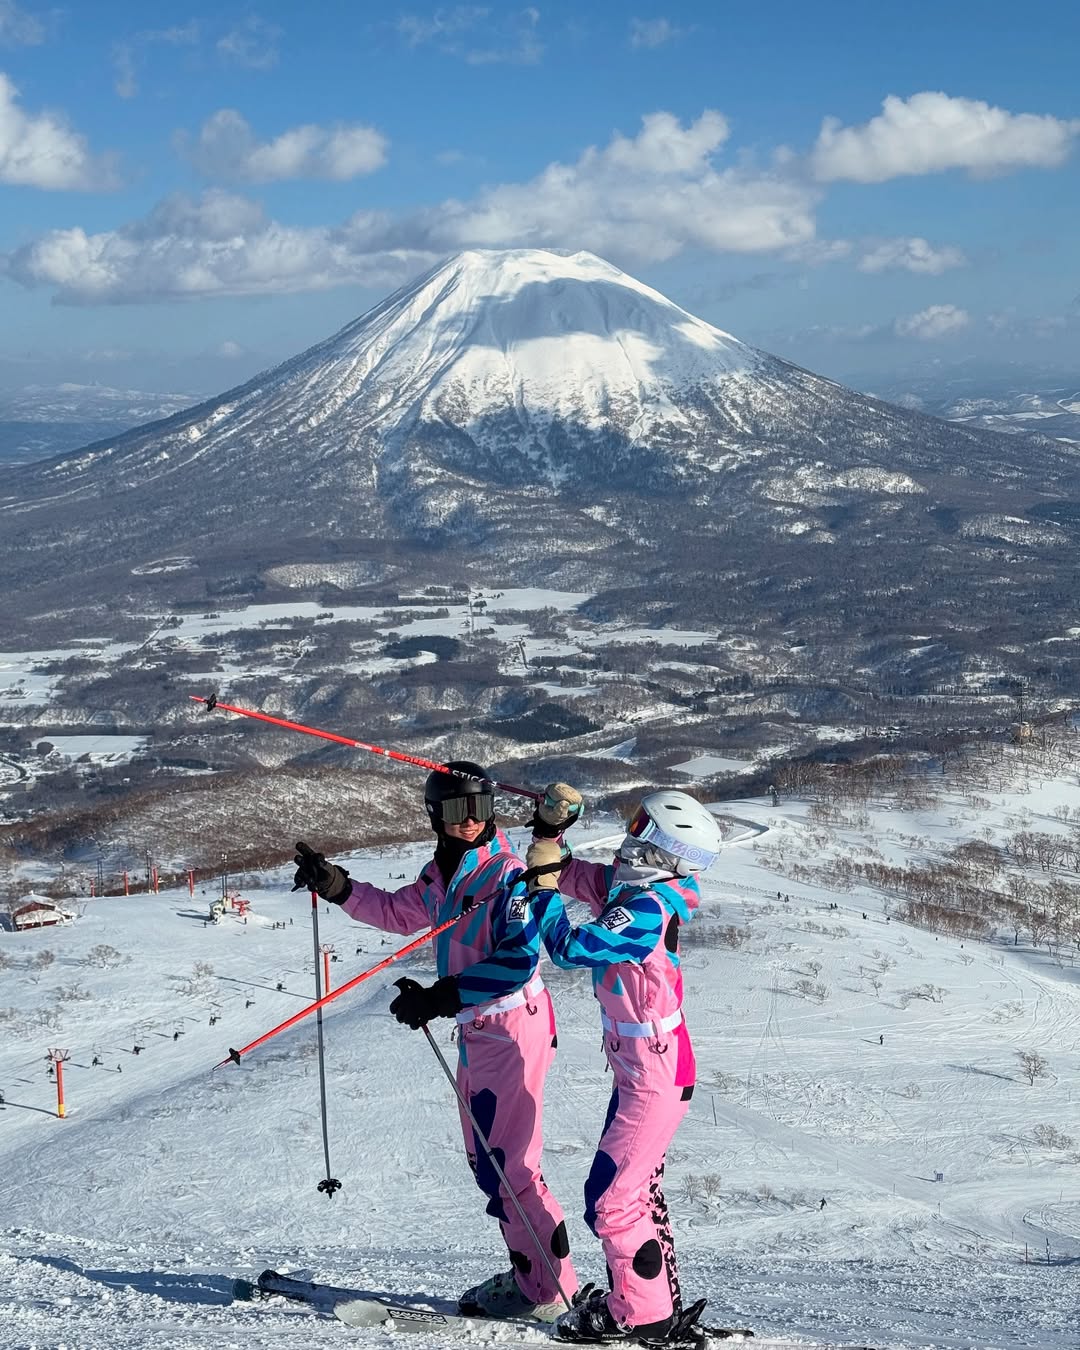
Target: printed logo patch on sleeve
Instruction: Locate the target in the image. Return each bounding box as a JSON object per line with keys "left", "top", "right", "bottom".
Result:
{"left": 508, "top": 896, "right": 528, "bottom": 922}
{"left": 598, "top": 905, "right": 633, "bottom": 932}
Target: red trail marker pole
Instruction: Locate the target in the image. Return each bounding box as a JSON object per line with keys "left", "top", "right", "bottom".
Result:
{"left": 215, "top": 902, "right": 490, "bottom": 1069}
{"left": 49, "top": 1049, "right": 71, "bottom": 1118}
{"left": 189, "top": 695, "right": 540, "bottom": 801}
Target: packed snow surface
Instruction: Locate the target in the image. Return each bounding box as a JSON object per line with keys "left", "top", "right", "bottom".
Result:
{"left": 2, "top": 788, "right": 1079, "bottom": 1349}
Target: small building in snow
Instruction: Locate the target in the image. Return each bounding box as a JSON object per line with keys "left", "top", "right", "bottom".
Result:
{"left": 11, "top": 896, "right": 74, "bottom": 931}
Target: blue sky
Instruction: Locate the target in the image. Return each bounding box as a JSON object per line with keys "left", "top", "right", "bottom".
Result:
{"left": 0, "top": 0, "right": 1077, "bottom": 393}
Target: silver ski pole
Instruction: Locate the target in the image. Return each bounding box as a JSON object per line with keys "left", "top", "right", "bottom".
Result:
{"left": 310, "top": 889, "right": 341, "bottom": 1198}
{"left": 419, "top": 1022, "right": 573, "bottom": 1312}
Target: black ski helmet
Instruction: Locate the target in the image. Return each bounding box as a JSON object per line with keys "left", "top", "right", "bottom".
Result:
{"left": 424, "top": 760, "right": 494, "bottom": 827}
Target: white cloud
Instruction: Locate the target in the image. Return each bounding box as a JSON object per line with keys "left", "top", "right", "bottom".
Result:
{"left": 112, "top": 23, "right": 199, "bottom": 99}
{"left": 812, "top": 91, "right": 1080, "bottom": 182}
{"left": 397, "top": 5, "right": 489, "bottom": 45}
{"left": 216, "top": 340, "right": 246, "bottom": 358}
{"left": 398, "top": 5, "right": 542, "bottom": 63}
{"left": 216, "top": 15, "right": 281, "bottom": 70}
{"left": 894, "top": 304, "right": 971, "bottom": 340}
{"left": 858, "top": 236, "right": 967, "bottom": 275}
{"left": 4, "top": 112, "right": 824, "bottom": 303}
{"left": 178, "top": 109, "right": 388, "bottom": 183}
{"left": 0, "top": 0, "right": 44, "bottom": 46}
{"left": 416, "top": 110, "right": 817, "bottom": 260}
{"left": 464, "top": 5, "right": 541, "bottom": 64}
{"left": 3, "top": 189, "right": 438, "bottom": 302}
{"left": 0, "top": 71, "right": 118, "bottom": 190}
{"left": 629, "top": 17, "right": 680, "bottom": 48}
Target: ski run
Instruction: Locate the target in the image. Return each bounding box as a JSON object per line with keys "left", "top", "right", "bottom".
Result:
{"left": 2, "top": 787, "right": 1079, "bottom": 1350}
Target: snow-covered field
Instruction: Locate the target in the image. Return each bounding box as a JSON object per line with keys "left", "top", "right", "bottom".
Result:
{"left": 2, "top": 782, "right": 1078, "bottom": 1350}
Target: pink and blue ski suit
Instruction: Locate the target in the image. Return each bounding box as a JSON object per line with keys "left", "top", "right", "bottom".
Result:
{"left": 338, "top": 829, "right": 576, "bottom": 1304}
{"left": 531, "top": 858, "right": 699, "bottom": 1329}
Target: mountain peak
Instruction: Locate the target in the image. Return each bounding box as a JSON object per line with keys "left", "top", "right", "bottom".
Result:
{"left": 304, "top": 245, "right": 757, "bottom": 424}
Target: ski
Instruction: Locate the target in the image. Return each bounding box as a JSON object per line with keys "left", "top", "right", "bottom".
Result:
{"left": 234, "top": 1269, "right": 874, "bottom": 1348}
{"left": 335, "top": 1293, "right": 545, "bottom": 1335}
{"left": 234, "top": 1268, "right": 552, "bottom": 1337}
{"left": 337, "top": 1294, "right": 760, "bottom": 1343}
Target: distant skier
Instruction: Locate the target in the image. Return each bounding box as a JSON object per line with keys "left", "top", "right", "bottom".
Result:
{"left": 290, "top": 764, "right": 580, "bottom": 1321}
{"left": 820, "top": 1197, "right": 827, "bottom": 1210}
{"left": 879, "top": 1034, "right": 884, "bottom": 1046}
{"left": 524, "top": 789, "right": 723, "bottom": 1344}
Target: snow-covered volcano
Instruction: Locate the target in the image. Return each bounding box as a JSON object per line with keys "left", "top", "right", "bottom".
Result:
{"left": 301, "top": 247, "right": 757, "bottom": 433}
{"left": 2, "top": 248, "right": 1079, "bottom": 635}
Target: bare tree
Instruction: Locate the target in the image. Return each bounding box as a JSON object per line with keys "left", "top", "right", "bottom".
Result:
{"left": 1017, "top": 1049, "right": 1050, "bottom": 1086}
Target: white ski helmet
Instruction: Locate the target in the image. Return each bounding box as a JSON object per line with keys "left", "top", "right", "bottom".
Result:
{"left": 619, "top": 790, "right": 723, "bottom": 877}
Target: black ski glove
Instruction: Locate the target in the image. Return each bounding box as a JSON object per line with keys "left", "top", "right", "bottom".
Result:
{"left": 529, "top": 782, "right": 584, "bottom": 838}
{"left": 292, "top": 841, "right": 351, "bottom": 902}
{"left": 390, "top": 975, "right": 462, "bottom": 1029}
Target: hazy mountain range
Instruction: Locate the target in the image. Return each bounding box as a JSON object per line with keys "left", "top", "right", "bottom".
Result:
{"left": 0, "top": 384, "right": 198, "bottom": 467}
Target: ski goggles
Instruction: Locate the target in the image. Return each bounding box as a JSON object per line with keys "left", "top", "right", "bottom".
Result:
{"left": 625, "top": 804, "right": 718, "bottom": 868}
{"left": 433, "top": 792, "right": 495, "bottom": 825}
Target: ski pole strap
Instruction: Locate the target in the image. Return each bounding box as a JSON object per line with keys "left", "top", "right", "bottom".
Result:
{"left": 189, "top": 695, "right": 541, "bottom": 801}
{"left": 516, "top": 853, "right": 573, "bottom": 889}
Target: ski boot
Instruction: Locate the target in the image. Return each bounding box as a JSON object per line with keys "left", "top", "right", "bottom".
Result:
{"left": 459, "top": 1268, "right": 563, "bottom": 1322}
{"left": 555, "top": 1284, "right": 686, "bottom": 1344}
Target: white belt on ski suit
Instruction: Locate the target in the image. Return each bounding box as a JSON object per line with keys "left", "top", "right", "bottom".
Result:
{"left": 455, "top": 974, "right": 545, "bottom": 1024}
{"left": 601, "top": 1008, "right": 684, "bottom": 1038}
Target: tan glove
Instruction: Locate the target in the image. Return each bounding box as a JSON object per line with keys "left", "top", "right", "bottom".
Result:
{"left": 532, "top": 783, "right": 584, "bottom": 837}
{"left": 525, "top": 839, "right": 565, "bottom": 893}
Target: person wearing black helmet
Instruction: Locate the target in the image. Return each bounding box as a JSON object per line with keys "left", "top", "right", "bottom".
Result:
{"left": 291, "top": 764, "right": 579, "bottom": 1322}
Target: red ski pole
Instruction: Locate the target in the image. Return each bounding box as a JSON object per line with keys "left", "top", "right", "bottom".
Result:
{"left": 215, "top": 903, "right": 489, "bottom": 1069}
{"left": 189, "top": 695, "right": 540, "bottom": 801}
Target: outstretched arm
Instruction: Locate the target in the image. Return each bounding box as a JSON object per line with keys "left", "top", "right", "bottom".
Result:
{"left": 532, "top": 888, "right": 663, "bottom": 970}
{"left": 340, "top": 875, "right": 432, "bottom": 936}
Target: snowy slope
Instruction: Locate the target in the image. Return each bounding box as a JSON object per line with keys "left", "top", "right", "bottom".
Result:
{"left": 2, "top": 789, "right": 1079, "bottom": 1350}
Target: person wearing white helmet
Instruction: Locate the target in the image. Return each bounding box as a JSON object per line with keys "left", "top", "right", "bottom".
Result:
{"left": 524, "top": 788, "right": 722, "bottom": 1345}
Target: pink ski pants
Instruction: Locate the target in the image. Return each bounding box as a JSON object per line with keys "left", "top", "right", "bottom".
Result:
{"left": 456, "top": 989, "right": 577, "bottom": 1304}
{"left": 584, "top": 1020, "right": 695, "bottom": 1328}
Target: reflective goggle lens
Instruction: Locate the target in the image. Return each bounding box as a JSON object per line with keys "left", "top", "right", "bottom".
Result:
{"left": 438, "top": 793, "right": 494, "bottom": 825}
{"left": 626, "top": 805, "right": 653, "bottom": 839}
